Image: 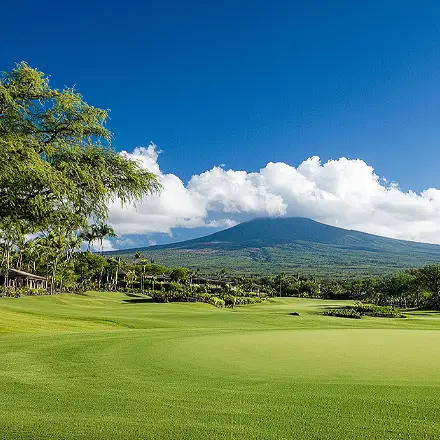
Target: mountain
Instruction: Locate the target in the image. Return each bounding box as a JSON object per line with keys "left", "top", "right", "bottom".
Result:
{"left": 109, "top": 217, "right": 440, "bottom": 277}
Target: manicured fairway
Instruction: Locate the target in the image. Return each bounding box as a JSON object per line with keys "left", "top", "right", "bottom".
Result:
{"left": 0, "top": 292, "right": 440, "bottom": 439}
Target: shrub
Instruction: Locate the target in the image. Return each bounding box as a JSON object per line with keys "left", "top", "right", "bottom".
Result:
{"left": 147, "top": 287, "right": 264, "bottom": 308}
{"left": 324, "top": 302, "right": 404, "bottom": 319}
{"left": 324, "top": 308, "right": 362, "bottom": 319}
{"left": 30, "top": 288, "right": 48, "bottom": 296}
{"left": 0, "top": 286, "right": 18, "bottom": 297}
{"left": 0, "top": 286, "right": 49, "bottom": 298}
{"left": 208, "top": 296, "right": 225, "bottom": 308}
{"left": 353, "top": 302, "right": 404, "bottom": 318}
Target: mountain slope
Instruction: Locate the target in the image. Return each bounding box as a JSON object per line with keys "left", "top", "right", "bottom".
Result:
{"left": 110, "top": 217, "right": 440, "bottom": 277}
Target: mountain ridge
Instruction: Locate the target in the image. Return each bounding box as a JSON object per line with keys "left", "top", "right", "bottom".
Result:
{"left": 109, "top": 217, "right": 440, "bottom": 276}
{"left": 147, "top": 217, "right": 437, "bottom": 249}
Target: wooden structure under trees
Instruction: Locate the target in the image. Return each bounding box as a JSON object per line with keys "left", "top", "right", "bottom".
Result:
{"left": 0, "top": 269, "right": 48, "bottom": 289}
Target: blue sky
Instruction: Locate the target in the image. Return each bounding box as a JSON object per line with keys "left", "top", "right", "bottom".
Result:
{"left": 3, "top": 1, "right": 440, "bottom": 247}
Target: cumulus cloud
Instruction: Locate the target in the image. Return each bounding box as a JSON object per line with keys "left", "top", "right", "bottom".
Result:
{"left": 107, "top": 144, "right": 440, "bottom": 244}
{"left": 90, "top": 238, "right": 117, "bottom": 252}
{"left": 108, "top": 145, "right": 208, "bottom": 234}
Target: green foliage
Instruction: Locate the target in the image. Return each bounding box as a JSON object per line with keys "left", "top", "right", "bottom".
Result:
{"left": 0, "top": 286, "right": 17, "bottom": 297}
{"left": 145, "top": 279, "right": 263, "bottom": 308}
{"left": 353, "top": 302, "right": 404, "bottom": 318}
{"left": 324, "top": 302, "right": 404, "bottom": 320}
{"left": 3, "top": 234, "right": 440, "bottom": 314}
{"left": 170, "top": 267, "right": 189, "bottom": 282}
{"left": 145, "top": 263, "right": 167, "bottom": 275}
{"left": 0, "top": 62, "right": 161, "bottom": 294}
{"left": 208, "top": 296, "right": 225, "bottom": 308}
{"left": 74, "top": 252, "right": 107, "bottom": 283}
{"left": 323, "top": 308, "right": 362, "bottom": 319}
{"left": 0, "top": 286, "right": 48, "bottom": 297}
{"left": 0, "top": 62, "right": 161, "bottom": 229}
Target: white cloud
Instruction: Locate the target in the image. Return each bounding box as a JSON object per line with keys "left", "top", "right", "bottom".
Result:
{"left": 107, "top": 144, "right": 440, "bottom": 244}
{"left": 90, "top": 238, "right": 117, "bottom": 252}
{"left": 108, "top": 145, "right": 208, "bottom": 234}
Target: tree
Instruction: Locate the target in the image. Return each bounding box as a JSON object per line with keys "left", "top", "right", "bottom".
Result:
{"left": 78, "top": 226, "right": 98, "bottom": 252}
{"left": 108, "top": 257, "right": 123, "bottom": 290}
{"left": 74, "top": 252, "right": 107, "bottom": 288}
{"left": 125, "top": 270, "right": 137, "bottom": 289}
{"left": 0, "top": 219, "right": 22, "bottom": 285}
{"left": 92, "top": 223, "right": 117, "bottom": 256}
{"left": 37, "top": 229, "right": 66, "bottom": 294}
{"left": 275, "top": 272, "right": 287, "bottom": 297}
{"left": 0, "top": 62, "right": 161, "bottom": 231}
{"left": 22, "top": 238, "right": 39, "bottom": 273}
{"left": 137, "top": 258, "right": 149, "bottom": 291}
{"left": 417, "top": 265, "right": 440, "bottom": 309}
{"left": 170, "top": 268, "right": 189, "bottom": 283}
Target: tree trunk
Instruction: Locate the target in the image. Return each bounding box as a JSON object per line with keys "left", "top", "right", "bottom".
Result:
{"left": 4, "top": 247, "right": 10, "bottom": 287}
{"left": 50, "top": 256, "right": 58, "bottom": 295}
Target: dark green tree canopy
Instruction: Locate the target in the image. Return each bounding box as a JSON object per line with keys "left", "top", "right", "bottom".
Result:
{"left": 0, "top": 62, "right": 161, "bottom": 230}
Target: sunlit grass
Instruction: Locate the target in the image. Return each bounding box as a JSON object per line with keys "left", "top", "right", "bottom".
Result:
{"left": 0, "top": 292, "right": 439, "bottom": 439}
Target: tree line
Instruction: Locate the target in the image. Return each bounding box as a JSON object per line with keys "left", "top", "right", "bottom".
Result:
{"left": 257, "top": 266, "right": 440, "bottom": 309}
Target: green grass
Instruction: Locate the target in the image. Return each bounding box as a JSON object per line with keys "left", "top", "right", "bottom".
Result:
{"left": 1, "top": 292, "right": 440, "bottom": 439}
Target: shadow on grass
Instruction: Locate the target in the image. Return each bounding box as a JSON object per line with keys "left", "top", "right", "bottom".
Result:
{"left": 315, "top": 304, "right": 353, "bottom": 310}
{"left": 125, "top": 293, "right": 142, "bottom": 298}
{"left": 122, "top": 294, "right": 154, "bottom": 304}
{"left": 404, "top": 309, "right": 440, "bottom": 317}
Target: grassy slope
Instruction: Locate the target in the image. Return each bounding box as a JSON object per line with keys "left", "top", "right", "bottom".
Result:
{"left": 1, "top": 292, "right": 440, "bottom": 439}
{"left": 119, "top": 241, "right": 440, "bottom": 277}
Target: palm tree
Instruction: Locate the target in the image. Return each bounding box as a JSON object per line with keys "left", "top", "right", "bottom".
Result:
{"left": 139, "top": 258, "right": 149, "bottom": 291}
{"left": 109, "top": 256, "right": 123, "bottom": 290}
{"left": 15, "top": 231, "right": 28, "bottom": 270}
{"left": 125, "top": 270, "right": 137, "bottom": 290}
{"left": 39, "top": 228, "right": 69, "bottom": 294}
{"left": 114, "top": 257, "right": 123, "bottom": 290}
{"left": 276, "top": 272, "right": 287, "bottom": 297}
{"left": 78, "top": 226, "right": 97, "bottom": 252}
{"left": 0, "top": 220, "right": 25, "bottom": 286}
{"left": 22, "top": 239, "right": 39, "bottom": 273}
{"left": 92, "top": 224, "right": 117, "bottom": 256}
{"left": 88, "top": 224, "right": 116, "bottom": 288}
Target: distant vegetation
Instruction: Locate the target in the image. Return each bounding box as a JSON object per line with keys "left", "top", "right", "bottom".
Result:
{"left": 3, "top": 242, "right": 440, "bottom": 312}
